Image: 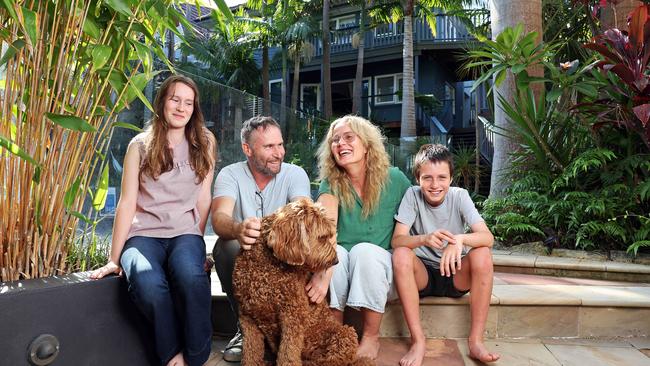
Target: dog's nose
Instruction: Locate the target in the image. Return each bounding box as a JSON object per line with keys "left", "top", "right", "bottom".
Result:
{"left": 332, "top": 257, "right": 339, "bottom": 266}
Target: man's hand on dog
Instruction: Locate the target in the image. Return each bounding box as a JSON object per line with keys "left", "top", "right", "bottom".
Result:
{"left": 237, "top": 217, "right": 262, "bottom": 250}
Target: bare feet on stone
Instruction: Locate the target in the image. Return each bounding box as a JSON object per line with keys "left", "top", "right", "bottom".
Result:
{"left": 469, "top": 340, "right": 500, "bottom": 363}
{"left": 399, "top": 340, "right": 426, "bottom": 366}
{"left": 357, "top": 335, "right": 381, "bottom": 360}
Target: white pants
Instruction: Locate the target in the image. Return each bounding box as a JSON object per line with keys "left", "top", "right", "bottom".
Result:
{"left": 329, "top": 243, "right": 397, "bottom": 313}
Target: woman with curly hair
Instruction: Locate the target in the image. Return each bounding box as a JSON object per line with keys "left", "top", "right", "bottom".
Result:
{"left": 91, "top": 75, "right": 216, "bottom": 366}
{"left": 310, "top": 115, "right": 411, "bottom": 360}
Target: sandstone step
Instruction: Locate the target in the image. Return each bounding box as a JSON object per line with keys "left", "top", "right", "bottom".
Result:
{"left": 379, "top": 282, "right": 650, "bottom": 339}
{"left": 493, "top": 250, "right": 650, "bottom": 282}
{"left": 210, "top": 271, "right": 650, "bottom": 340}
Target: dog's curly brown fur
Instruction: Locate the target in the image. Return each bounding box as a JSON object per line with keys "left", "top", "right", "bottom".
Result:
{"left": 233, "top": 199, "right": 375, "bottom": 366}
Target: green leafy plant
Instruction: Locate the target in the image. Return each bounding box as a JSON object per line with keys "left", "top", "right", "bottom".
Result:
{"left": 468, "top": 23, "right": 649, "bottom": 255}
{"left": 0, "top": 0, "right": 189, "bottom": 281}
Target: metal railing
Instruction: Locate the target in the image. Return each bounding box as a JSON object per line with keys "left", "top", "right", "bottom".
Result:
{"left": 476, "top": 114, "right": 494, "bottom": 164}
{"left": 312, "top": 11, "right": 489, "bottom": 57}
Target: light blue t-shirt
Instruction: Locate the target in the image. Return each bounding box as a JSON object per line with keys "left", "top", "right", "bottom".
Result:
{"left": 213, "top": 161, "right": 311, "bottom": 221}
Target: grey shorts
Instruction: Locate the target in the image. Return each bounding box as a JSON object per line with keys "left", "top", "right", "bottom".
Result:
{"left": 418, "top": 257, "right": 469, "bottom": 298}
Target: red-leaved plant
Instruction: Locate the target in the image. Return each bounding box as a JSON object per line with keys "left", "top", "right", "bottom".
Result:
{"left": 580, "top": 4, "right": 650, "bottom": 150}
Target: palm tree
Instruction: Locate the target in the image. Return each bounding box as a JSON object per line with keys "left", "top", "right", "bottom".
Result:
{"left": 370, "top": 0, "right": 477, "bottom": 138}
{"left": 489, "top": 0, "right": 542, "bottom": 197}
{"left": 288, "top": 31, "right": 317, "bottom": 111}
{"left": 179, "top": 5, "right": 260, "bottom": 93}
{"left": 322, "top": 0, "right": 333, "bottom": 118}
{"left": 352, "top": 0, "right": 372, "bottom": 115}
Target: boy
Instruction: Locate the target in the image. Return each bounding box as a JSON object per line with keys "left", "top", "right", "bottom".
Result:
{"left": 392, "top": 144, "right": 499, "bottom": 366}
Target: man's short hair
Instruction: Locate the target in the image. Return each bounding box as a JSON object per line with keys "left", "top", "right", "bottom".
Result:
{"left": 240, "top": 116, "right": 281, "bottom": 143}
{"left": 412, "top": 144, "right": 455, "bottom": 178}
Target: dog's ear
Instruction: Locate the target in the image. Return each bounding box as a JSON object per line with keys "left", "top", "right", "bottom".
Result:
{"left": 266, "top": 205, "right": 310, "bottom": 265}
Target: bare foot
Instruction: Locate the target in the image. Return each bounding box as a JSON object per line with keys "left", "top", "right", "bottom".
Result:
{"left": 166, "top": 352, "right": 186, "bottom": 366}
{"left": 400, "top": 341, "right": 425, "bottom": 366}
{"left": 357, "top": 335, "right": 381, "bottom": 360}
{"left": 469, "top": 340, "right": 500, "bottom": 363}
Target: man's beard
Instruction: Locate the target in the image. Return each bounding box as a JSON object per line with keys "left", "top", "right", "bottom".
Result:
{"left": 251, "top": 156, "right": 281, "bottom": 176}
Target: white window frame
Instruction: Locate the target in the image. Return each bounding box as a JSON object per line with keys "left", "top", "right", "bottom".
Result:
{"left": 300, "top": 83, "right": 321, "bottom": 111}
{"left": 268, "top": 78, "right": 282, "bottom": 104}
{"left": 332, "top": 15, "right": 357, "bottom": 29}
{"left": 331, "top": 77, "right": 372, "bottom": 114}
{"left": 374, "top": 73, "right": 403, "bottom": 105}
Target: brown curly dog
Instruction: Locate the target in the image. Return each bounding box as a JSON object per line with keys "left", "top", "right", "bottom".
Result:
{"left": 233, "top": 199, "right": 375, "bottom": 366}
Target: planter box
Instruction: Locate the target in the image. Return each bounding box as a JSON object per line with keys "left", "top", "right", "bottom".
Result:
{"left": 0, "top": 273, "right": 156, "bottom": 365}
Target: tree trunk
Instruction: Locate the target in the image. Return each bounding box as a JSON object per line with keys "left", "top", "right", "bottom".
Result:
{"left": 322, "top": 0, "right": 332, "bottom": 118}
{"left": 281, "top": 44, "right": 288, "bottom": 131}
{"left": 601, "top": 0, "right": 642, "bottom": 30}
{"left": 400, "top": 3, "right": 416, "bottom": 138}
{"left": 167, "top": 30, "right": 175, "bottom": 64}
{"left": 291, "top": 46, "right": 301, "bottom": 112}
{"left": 262, "top": 46, "right": 270, "bottom": 114}
{"left": 489, "top": 0, "right": 542, "bottom": 198}
{"left": 352, "top": 1, "right": 367, "bottom": 115}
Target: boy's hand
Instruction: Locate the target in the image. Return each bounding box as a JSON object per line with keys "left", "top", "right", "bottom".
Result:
{"left": 422, "top": 229, "right": 456, "bottom": 249}
{"left": 440, "top": 235, "right": 463, "bottom": 277}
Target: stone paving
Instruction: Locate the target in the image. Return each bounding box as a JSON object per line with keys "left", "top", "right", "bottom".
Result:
{"left": 205, "top": 336, "right": 650, "bottom": 365}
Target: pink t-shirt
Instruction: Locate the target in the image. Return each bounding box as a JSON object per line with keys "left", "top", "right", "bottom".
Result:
{"left": 127, "top": 133, "right": 203, "bottom": 239}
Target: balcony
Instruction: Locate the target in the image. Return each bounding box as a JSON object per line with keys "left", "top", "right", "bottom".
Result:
{"left": 311, "top": 12, "right": 489, "bottom": 58}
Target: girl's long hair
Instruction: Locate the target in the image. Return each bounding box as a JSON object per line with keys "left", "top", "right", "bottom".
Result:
{"left": 140, "top": 75, "right": 215, "bottom": 182}
{"left": 317, "top": 115, "right": 390, "bottom": 217}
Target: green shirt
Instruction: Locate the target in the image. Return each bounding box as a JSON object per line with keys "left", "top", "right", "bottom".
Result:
{"left": 318, "top": 167, "right": 412, "bottom": 251}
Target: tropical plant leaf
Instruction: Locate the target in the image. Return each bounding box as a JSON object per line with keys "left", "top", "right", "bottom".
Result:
{"left": 0, "top": 38, "right": 25, "bottom": 66}
{"left": 64, "top": 177, "right": 82, "bottom": 209}
{"left": 21, "top": 6, "right": 37, "bottom": 47}
{"left": 82, "top": 16, "right": 101, "bottom": 39}
{"left": 45, "top": 113, "right": 96, "bottom": 132}
{"left": 69, "top": 210, "right": 94, "bottom": 225}
{"left": 104, "top": 0, "right": 132, "bottom": 17}
{"left": 0, "top": 134, "right": 39, "bottom": 165}
{"left": 92, "top": 163, "right": 110, "bottom": 211}
{"left": 91, "top": 45, "right": 112, "bottom": 70}
{"left": 112, "top": 121, "right": 142, "bottom": 132}
{"left": 0, "top": 0, "right": 18, "bottom": 21}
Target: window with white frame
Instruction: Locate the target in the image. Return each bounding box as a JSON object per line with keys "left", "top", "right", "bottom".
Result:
{"left": 269, "top": 79, "right": 282, "bottom": 104}
{"left": 329, "top": 14, "right": 357, "bottom": 44}
{"left": 300, "top": 84, "right": 321, "bottom": 112}
{"left": 374, "top": 74, "right": 403, "bottom": 105}
{"left": 331, "top": 15, "right": 357, "bottom": 29}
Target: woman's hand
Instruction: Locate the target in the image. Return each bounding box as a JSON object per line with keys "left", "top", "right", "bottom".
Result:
{"left": 305, "top": 270, "right": 330, "bottom": 304}
{"left": 440, "top": 235, "right": 464, "bottom": 277}
{"left": 90, "top": 261, "right": 122, "bottom": 279}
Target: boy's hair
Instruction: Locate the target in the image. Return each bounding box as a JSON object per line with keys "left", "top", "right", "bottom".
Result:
{"left": 240, "top": 116, "right": 281, "bottom": 143}
{"left": 412, "top": 144, "right": 454, "bottom": 179}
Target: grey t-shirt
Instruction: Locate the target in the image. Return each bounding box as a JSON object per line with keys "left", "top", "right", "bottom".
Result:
{"left": 394, "top": 186, "right": 484, "bottom": 266}
{"left": 212, "top": 161, "right": 311, "bottom": 222}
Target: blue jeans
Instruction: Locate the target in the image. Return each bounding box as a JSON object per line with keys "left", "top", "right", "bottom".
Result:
{"left": 121, "top": 235, "right": 212, "bottom": 366}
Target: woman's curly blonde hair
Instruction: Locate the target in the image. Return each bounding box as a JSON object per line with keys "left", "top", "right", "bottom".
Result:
{"left": 317, "top": 115, "right": 390, "bottom": 217}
